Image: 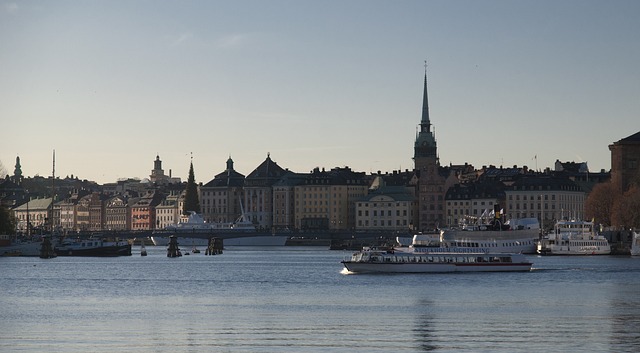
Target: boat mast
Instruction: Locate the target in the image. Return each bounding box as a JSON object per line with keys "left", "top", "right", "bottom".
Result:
{"left": 51, "top": 149, "right": 55, "bottom": 234}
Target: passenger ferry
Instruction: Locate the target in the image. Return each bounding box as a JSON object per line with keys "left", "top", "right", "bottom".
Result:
{"left": 537, "top": 220, "right": 610, "bottom": 255}
{"left": 396, "top": 212, "right": 540, "bottom": 254}
{"left": 342, "top": 248, "right": 532, "bottom": 273}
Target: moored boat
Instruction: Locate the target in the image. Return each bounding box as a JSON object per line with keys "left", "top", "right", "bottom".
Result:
{"left": 537, "top": 220, "right": 610, "bottom": 255}
{"left": 152, "top": 211, "right": 288, "bottom": 246}
{"left": 55, "top": 238, "right": 132, "bottom": 256}
{"left": 398, "top": 205, "right": 540, "bottom": 254}
{"left": 342, "top": 247, "right": 532, "bottom": 273}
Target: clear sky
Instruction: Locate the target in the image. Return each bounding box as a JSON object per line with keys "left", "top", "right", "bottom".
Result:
{"left": 1, "top": 0, "right": 639, "bottom": 185}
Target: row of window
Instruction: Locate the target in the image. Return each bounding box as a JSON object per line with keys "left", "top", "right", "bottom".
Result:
{"left": 357, "top": 210, "right": 409, "bottom": 217}
{"left": 357, "top": 219, "right": 408, "bottom": 227}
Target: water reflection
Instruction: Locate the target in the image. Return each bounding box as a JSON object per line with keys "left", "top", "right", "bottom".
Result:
{"left": 413, "top": 299, "right": 438, "bottom": 351}
{"left": 608, "top": 281, "right": 640, "bottom": 352}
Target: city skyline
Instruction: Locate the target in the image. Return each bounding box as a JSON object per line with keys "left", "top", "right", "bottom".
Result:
{"left": 1, "top": 0, "right": 639, "bottom": 184}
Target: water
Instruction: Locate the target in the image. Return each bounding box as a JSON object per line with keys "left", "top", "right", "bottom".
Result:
{"left": 1, "top": 246, "right": 639, "bottom": 352}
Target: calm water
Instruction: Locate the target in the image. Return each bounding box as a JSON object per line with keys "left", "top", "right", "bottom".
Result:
{"left": 1, "top": 246, "right": 639, "bottom": 353}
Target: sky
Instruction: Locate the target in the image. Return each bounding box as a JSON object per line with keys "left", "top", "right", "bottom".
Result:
{"left": 1, "top": 0, "right": 639, "bottom": 185}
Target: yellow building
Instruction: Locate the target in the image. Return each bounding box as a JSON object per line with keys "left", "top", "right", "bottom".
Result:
{"left": 294, "top": 167, "right": 368, "bottom": 231}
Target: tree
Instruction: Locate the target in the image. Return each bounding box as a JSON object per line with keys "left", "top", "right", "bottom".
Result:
{"left": 0, "top": 205, "right": 15, "bottom": 234}
{"left": 183, "top": 161, "right": 200, "bottom": 215}
{"left": 585, "top": 181, "right": 619, "bottom": 226}
{"left": 611, "top": 185, "right": 640, "bottom": 229}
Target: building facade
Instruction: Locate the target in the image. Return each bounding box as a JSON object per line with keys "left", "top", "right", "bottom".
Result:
{"left": 609, "top": 131, "right": 640, "bottom": 192}
{"left": 200, "top": 157, "right": 245, "bottom": 224}
{"left": 105, "top": 195, "right": 132, "bottom": 231}
{"left": 272, "top": 171, "right": 307, "bottom": 231}
{"left": 505, "top": 175, "right": 585, "bottom": 229}
{"left": 244, "top": 154, "right": 287, "bottom": 230}
{"left": 294, "top": 167, "right": 368, "bottom": 231}
{"left": 355, "top": 184, "right": 417, "bottom": 232}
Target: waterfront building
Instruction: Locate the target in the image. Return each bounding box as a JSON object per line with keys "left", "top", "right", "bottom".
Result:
{"left": 609, "top": 131, "right": 640, "bottom": 192}
{"left": 76, "top": 192, "right": 107, "bottom": 232}
{"left": 244, "top": 154, "right": 287, "bottom": 230}
{"left": 413, "top": 69, "right": 448, "bottom": 231}
{"left": 58, "top": 190, "right": 90, "bottom": 233}
{"left": 12, "top": 198, "right": 52, "bottom": 234}
{"left": 355, "top": 179, "right": 417, "bottom": 232}
{"left": 294, "top": 166, "right": 368, "bottom": 231}
{"left": 105, "top": 195, "right": 133, "bottom": 231}
{"left": 131, "top": 191, "right": 163, "bottom": 231}
{"left": 155, "top": 191, "right": 180, "bottom": 229}
{"left": 272, "top": 171, "right": 307, "bottom": 231}
{"left": 505, "top": 175, "right": 585, "bottom": 229}
{"left": 51, "top": 200, "right": 62, "bottom": 232}
{"left": 200, "top": 157, "right": 245, "bottom": 224}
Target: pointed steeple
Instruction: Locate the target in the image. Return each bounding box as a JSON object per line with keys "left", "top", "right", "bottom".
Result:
{"left": 420, "top": 62, "right": 431, "bottom": 133}
{"left": 414, "top": 63, "right": 438, "bottom": 169}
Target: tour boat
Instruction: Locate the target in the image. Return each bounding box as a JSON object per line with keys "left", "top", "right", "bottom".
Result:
{"left": 397, "top": 217, "right": 540, "bottom": 254}
{"left": 342, "top": 247, "right": 533, "bottom": 273}
{"left": 631, "top": 232, "right": 640, "bottom": 256}
{"left": 537, "top": 220, "right": 610, "bottom": 255}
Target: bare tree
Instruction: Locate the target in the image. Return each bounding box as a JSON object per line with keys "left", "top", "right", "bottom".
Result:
{"left": 611, "top": 185, "right": 640, "bottom": 229}
{"left": 585, "top": 180, "right": 620, "bottom": 226}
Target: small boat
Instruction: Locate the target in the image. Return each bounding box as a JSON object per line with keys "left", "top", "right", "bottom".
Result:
{"left": 140, "top": 244, "right": 147, "bottom": 256}
{"left": 342, "top": 247, "right": 532, "bottom": 273}
{"left": 537, "top": 220, "right": 610, "bottom": 255}
{"left": 631, "top": 232, "right": 640, "bottom": 256}
{"left": 191, "top": 247, "right": 200, "bottom": 254}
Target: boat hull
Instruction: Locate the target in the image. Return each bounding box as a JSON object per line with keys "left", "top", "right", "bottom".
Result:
{"left": 536, "top": 246, "right": 611, "bottom": 256}
{"left": 342, "top": 250, "right": 532, "bottom": 273}
{"left": 55, "top": 243, "right": 132, "bottom": 257}
{"left": 342, "top": 261, "right": 532, "bottom": 273}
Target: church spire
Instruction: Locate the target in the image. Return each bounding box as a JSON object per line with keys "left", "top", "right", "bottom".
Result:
{"left": 413, "top": 62, "right": 438, "bottom": 169}
{"left": 420, "top": 60, "right": 431, "bottom": 133}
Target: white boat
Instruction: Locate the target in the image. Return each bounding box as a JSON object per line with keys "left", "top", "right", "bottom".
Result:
{"left": 163, "top": 212, "right": 257, "bottom": 233}
{"left": 342, "top": 247, "right": 532, "bottom": 273}
{"left": 631, "top": 232, "right": 640, "bottom": 256}
{"left": 398, "top": 218, "right": 540, "bottom": 254}
{"left": 152, "top": 211, "right": 289, "bottom": 246}
{"left": 537, "top": 220, "right": 610, "bottom": 255}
